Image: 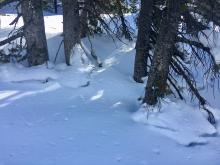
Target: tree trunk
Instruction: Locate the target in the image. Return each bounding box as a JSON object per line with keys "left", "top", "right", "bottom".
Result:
{"left": 54, "top": 0, "right": 58, "bottom": 13}
{"left": 133, "top": 0, "right": 153, "bottom": 83}
{"left": 80, "top": 0, "right": 89, "bottom": 38}
{"left": 143, "top": 0, "right": 181, "bottom": 105}
{"left": 21, "top": 0, "right": 49, "bottom": 66}
{"left": 62, "top": 0, "right": 80, "bottom": 65}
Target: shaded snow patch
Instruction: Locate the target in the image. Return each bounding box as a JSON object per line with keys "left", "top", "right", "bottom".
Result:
{"left": 132, "top": 99, "right": 219, "bottom": 146}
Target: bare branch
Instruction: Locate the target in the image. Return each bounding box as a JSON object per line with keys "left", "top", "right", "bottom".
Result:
{"left": 0, "top": 32, "right": 23, "bottom": 47}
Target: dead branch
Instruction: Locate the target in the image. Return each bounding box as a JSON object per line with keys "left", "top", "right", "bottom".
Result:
{"left": 0, "top": 32, "right": 23, "bottom": 47}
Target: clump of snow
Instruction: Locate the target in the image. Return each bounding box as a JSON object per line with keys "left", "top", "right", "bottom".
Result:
{"left": 132, "top": 99, "right": 219, "bottom": 146}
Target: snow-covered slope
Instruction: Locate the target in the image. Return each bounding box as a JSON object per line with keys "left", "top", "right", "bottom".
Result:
{"left": 0, "top": 10, "right": 220, "bottom": 165}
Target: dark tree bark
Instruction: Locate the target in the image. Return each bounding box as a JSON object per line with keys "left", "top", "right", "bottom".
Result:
{"left": 133, "top": 0, "right": 153, "bottom": 83}
{"left": 62, "top": 0, "right": 80, "bottom": 65}
{"left": 54, "top": 0, "right": 58, "bottom": 13}
{"left": 144, "top": 0, "right": 182, "bottom": 105}
{"left": 80, "top": 0, "right": 89, "bottom": 38}
{"left": 21, "top": 0, "right": 49, "bottom": 66}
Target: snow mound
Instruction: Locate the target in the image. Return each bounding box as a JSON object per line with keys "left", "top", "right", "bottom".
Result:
{"left": 0, "top": 63, "right": 58, "bottom": 82}
{"left": 56, "top": 44, "right": 92, "bottom": 88}
{"left": 55, "top": 64, "right": 90, "bottom": 89}
{"left": 132, "top": 99, "right": 219, "bottom": 146}
{"left": 0, "top": 45, "right": 91, "bottom": 88}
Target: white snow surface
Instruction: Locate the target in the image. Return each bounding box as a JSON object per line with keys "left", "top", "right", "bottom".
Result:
{"left": 132, "top": 100, "right": 220, "bottom": 146}
{"left": 0, "top": 9, "right": 220, "bottom": 165}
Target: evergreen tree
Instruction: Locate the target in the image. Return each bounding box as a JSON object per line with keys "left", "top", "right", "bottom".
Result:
{"left": 135, "top": 0, "right": 220, "bottom": 123}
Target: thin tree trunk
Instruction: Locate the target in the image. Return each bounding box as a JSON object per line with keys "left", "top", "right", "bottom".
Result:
{"left": 115, "top": 0, "right": 132, "bottom": 40}
{"left": 133, "top": 0, "right": 153, "bottom": 83}
{"left": 144, "top": 0, "right": 182, "bottom": 105}
{"left": 80, "top": 0, "right": 89, "bottom": 38}
{"left": 54, "top": 0, "right": 58, "bottom": 13}
{"left": 21, "top": 0, "right": 49, "bottom": 66}
{"left": 62, "top": 0, "right": 80, "bottom": 65}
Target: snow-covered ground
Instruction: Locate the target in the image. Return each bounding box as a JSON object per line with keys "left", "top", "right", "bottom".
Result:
{"left": 0, "top": 8, "right": 220, "bottom": 165}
